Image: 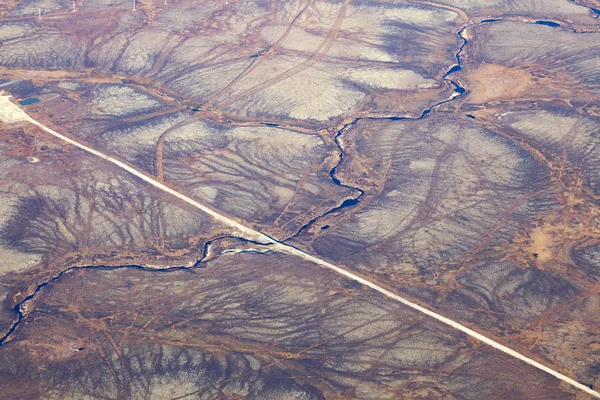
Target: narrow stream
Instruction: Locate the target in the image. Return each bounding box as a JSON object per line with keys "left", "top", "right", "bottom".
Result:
{"left": 285, "top": 118, "right": 365, "bottom": 239}
{"left": 0, "top": 235, "right": 267, "bottom": 346}
{"left": 0, "top": 24, "right": 471, "bottom": 345}
{"left": 285, "top": 25, "right": 469, "bottom": 241}
{"left": 0, "top": 264, "right": 194, "bottom": 346}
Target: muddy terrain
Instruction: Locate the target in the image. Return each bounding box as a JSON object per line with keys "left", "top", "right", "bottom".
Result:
{"left": 0, "top": 0, "right": 599, "bottom": 399}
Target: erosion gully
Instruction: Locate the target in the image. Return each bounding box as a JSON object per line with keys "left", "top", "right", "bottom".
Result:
{"left": 284, "top": 26, "right": 469, "bottom": 242}
{"left": 0, "top": 235, "right": 270, "bottom": 345}
{"left": 0, "top": 25, "right": 470, "bottom": 345}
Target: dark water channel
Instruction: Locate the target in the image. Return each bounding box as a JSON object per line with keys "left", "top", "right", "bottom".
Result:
{"left": 284, "top": 26, "right": 469, "bottom": 241}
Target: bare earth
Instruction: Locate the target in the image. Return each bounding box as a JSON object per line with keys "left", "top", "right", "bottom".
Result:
{"left": 0, "top": 0, "right": 600, "bottom": 399}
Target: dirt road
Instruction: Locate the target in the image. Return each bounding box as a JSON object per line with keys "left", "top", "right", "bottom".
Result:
{"left": 1, "top": 94, "right": 598, "bottom": 399}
